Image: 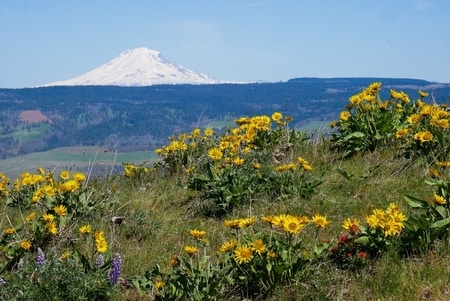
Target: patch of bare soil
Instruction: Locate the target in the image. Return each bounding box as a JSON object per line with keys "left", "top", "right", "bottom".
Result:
{"left": 18, "top": 110, "right": 52, "bottom": 123}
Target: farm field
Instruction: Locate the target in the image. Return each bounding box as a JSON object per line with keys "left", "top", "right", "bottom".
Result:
{"left": 0, "top": 146, "right": 156, "bottom": 180}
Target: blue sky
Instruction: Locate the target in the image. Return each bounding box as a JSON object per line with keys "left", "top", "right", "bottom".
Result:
{"left": 1, "top": 0, "right": 449, "bottom": 88}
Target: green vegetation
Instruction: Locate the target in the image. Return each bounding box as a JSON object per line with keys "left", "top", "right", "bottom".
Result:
{"left": 1, "top": 83, "right": 450, "bottom": 300}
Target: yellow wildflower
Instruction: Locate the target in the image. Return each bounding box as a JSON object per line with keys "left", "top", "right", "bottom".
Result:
{"left": 311, "top": 214, "right": 331, "bottom": 229}
{"left": 54, "top": 204, "right": 67, "bottom": 216}
{"left": 20, "top": 240, "right": 32, "bottom": 250}
{"left": 79, "top": 224, "right": 92, "bottom": 234}
{"left": 183, "top": 245, "right": 198, "bottom": 255}
{"left": 234, "top": 245, "right": 253, "bottom": 264}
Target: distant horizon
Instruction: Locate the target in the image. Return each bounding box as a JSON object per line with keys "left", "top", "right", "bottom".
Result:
{"left": 1, "top": 1, "right": 450, "bottom": 88}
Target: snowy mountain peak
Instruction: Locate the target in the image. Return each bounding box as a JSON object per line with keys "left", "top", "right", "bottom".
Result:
{"left": 43, "top": 47, "right": 221, "bottom": 87}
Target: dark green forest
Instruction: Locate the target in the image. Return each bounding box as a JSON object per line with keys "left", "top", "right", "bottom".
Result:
{"left": 0, "top": 77, "right": 449, "bottom": 159}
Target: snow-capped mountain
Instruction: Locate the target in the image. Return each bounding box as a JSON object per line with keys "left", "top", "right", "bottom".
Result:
{"left": 44, "top": 48, "right": 221, "bottom": 86}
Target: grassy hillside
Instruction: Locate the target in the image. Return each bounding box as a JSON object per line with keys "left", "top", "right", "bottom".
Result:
{"left": 1, "top": 83, "right": 450, "bottom": 300}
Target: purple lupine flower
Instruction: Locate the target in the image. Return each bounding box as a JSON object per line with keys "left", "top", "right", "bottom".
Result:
{"left": 36, "top": 248, "right": 45, "bottom": 265}
{"left": 0, "top": 277, "right": 5, "bottom": 286}
{"left": 108, "top": 253, "right": 122, "bottom": 285}
{"left": 95, "top": 254, "right": 104, "bottom": 268}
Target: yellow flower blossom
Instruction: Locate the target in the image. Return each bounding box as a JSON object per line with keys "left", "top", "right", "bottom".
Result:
{"left": 413, "top": 131, "right": 433, "bottom": 143}
{"left": 340, "top": 111, "right": 351, "bottom": 121}
{"left": 54, "top": 204, "right": 67, "bottom": 216}
{"left": 208, "top": 148, "right": 223, "bottom": 161}
{"left": 219, "top": 239, "right": 238, "bottom": 253}
{"left": 60, "top": 170, "right": 70, "bottom": 180}
{"left": 434, "top": 194, "right": 447, "bottom": 205}
{"left": 189, "top": 229, "right": 206, "bottom": 239}
{"left": 234, "top": 245, "right": 253, "bottom": 264}
{"left": 272, "top": 112, "right": 283, "bottom": 122}
{"left": 311, "top": 214, "right": 331, "bottom": 229}
{"left": 20, "top": 240, "right": 32, "bottom": 250}
{"left": 79, "top": 224, "right": 92, "bottom": 234}
{"left": 183, "top": 245, "right": 198, "bottom": 255}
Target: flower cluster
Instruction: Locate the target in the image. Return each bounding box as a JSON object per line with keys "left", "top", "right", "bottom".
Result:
{"left": 94, "top": 231, "right": 108, "bottom": 253}
{"left": 394, "top": 92, "right": 450, "bottom": 160}
{"left": 329, "top": 203, "right": 406, "bottom": 269}
{"left": 365, "top": 203, "right": 406, "bottom": 237}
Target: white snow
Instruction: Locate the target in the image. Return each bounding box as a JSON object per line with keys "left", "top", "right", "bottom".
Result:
{"left": 43, "top": 48, "right": 222, "bottom": 87}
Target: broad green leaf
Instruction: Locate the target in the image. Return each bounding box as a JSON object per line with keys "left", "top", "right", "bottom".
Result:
{"left": 354, "top": 236, "right": 369, "bottom": 245}
{"left": 404, "top": 195, "right": 428, "bottom": 208}
{"left": 434, "top": 205, "right": 448, "bottom": 219}
{"left": 431, "top": 217, "right": 450, "bottom": 229}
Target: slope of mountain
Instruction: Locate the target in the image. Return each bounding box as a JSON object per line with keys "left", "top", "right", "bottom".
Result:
{"left": 43, "top": 48, "right": 221, "bottom": 86}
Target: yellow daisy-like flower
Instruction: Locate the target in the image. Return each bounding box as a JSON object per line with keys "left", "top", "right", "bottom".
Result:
{"left": 59, "top": 170, "right": 70, "bottom": 180}
{"left": 96, "top": 239, "right": 108, "bottom": 253}
{"left": 219, "top": 239, "right": 238, "bottom": 253}
{"left": 239, "top": 216, "right": 257, "bottom": 228}
{"left": 272, "top": 112, "right": 283, "bottom": 122}
{"left": 407, "top": 114, "right": 422, "bottom": 124}
{"left": 302, "top": 163, "right": 313, "bottom": 171}
{"left": 5, "top": 228, "right": 16, "bottom": 234}
{"left": 413, "top": 131, "right": 433, "bottom": 143}
{"left": 395, "top": 128, "right": 410, "bottom": 139}
{"left": 47, "top": 221, "right": 58, "bottom": 235}
{"left": 386, "top": 202, "right": 401, "bottom": 214}
{"left": 183, "top": 245, "right": 198, "bottom": 255}
{"left": 233, "top": 157, "right": 244, "bottom": 166}
{"left": 72, "top": 172, "right": 86, "bottom": 182}
{"left": 366, "top": 214, "right": 380, "bottom": 228}
{"left": 94, "top": 230, "right": 105, "bottom": 241}
{"left": 79, "top": 224, "right": 92, "bottom": 234}
{"left": 297, "top": 157, "right": 309, "bottom": 165}
{"left": 208, "top": 148, "right": 223, "bottom": 161}
{"left": 434, "top": 194, "right": 447, "bottom": 205}
{"left": 154, "top": 280, "right": 165, "bottom": 289}
{"left": 384, "top": 220, "right": 403, "bottom": 237}
{"left": 20, "top": 240, "right": 32, "bottom": 250}
{"left": 59, "top": 179, "right": 80, "bottom": 193}
{"left": 42, "top": 184, "right": 56, "bottom": 197}
{"left": 429, "top": 167, "right": 440, "bottom": 178}
{"left": 251, "top": 239, "right": 267, "bottom": 255}
{"left": 418, "top": 90, "right": 429, "bottom": 98}
{"left": 54, "top": 204, "right": 67, "bottom": 216}
{"left": 224, "top": 219, "right": 241, "bottom": 229}
{"left": 42, "top": 213, "right": 55, "bottom": 222}
{"left": 252, "top": 162, "right": 262, "bottom": 169}
{"left": 25, "top": 212, "right": 37, "bottom": 223}
{"left": 311, "top": 214, "right": 331, "bottom": 229}
{"left": 234, "top": 245, "right": 253, "bottom": 264}
{"left": 282, "top": 215, "right": 307, "bottom": 234}
{"left": 204, "top": 128, "right": 214, "bottom": 137}
{"left": 189, "top": 229, "right": 206, "bottom": 239}
{"left": 438, "top": 119, "right": 449, "bottom": 128}
{"left": 267, "top": 250, "right": 277, "bottom": 259}
{"left": 342, "top": 218, "right": 361, "bottom": 234}
{"left": 340, "top": 111, "right": 351, "bottom": 122}
{"left": 270, "top": 214, "right": 290, "bottom": 228}
{"left": 60, "top": 251, "right": 71, "bottom": 260}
